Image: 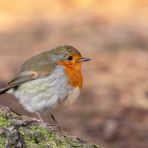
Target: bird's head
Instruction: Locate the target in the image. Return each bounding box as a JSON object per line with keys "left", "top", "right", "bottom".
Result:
{"left": 50, "top": 45, "right": 90, "bottom": 67}
{"left": 50, "top": 45, "right": 91, "bottom": 88}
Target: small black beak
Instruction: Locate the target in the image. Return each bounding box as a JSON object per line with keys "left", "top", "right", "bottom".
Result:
{"left": 79, "top": 57, "right": 91, "bottom": 62}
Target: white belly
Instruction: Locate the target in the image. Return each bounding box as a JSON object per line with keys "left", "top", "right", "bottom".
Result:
{"left": 8, "top": 66, "right": 80, "bottom": 113}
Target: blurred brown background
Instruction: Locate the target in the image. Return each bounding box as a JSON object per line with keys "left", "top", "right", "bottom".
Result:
{"left": 0, "top": 0, "right": 148, "bottom": 147}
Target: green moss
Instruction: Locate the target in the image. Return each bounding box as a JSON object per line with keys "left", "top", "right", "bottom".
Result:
{"left": 0, "top": 106, "right": 101, "bottom": 147}
{"left": 0, "top": 115, "right": 10, "bottom": 127}
{"left": 19, "top": 124, "right": 60, "bottom": 147}
{"left": 64, "top": 136, "right": 82, "bottom": 147}
{"left": 19, "top": 124, "right": 100, "bottom": 148}
{"left": 0, "top": 134, "right": 6, "bottom": 147}
{"left": 64, "top": 136, "right": 101, "bottom": 148}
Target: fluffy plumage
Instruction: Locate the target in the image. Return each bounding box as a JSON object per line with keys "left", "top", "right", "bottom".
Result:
{"left": 8, "top": 65, "right": 80, "bottom": 113}
{"left": 0, "top": 45, "right": 90, "bottom": 122}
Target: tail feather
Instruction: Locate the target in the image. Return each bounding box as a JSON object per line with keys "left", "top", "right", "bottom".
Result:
{"left": 0, "top": 87, "right": 11, "bottom": 95}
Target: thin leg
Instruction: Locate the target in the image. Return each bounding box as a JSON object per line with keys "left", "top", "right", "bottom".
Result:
{"left": 50, "top": 114, "right": 58, "bottom": 124}
{"left": 50, "top": 114, "right": 60, "bottom": 128}
{"left": 35, "top": 112, "right": 44, "bottom": 123}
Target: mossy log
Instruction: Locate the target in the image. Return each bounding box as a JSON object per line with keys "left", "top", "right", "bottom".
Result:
{"left": 0, "top": 106, "right": 101, "bottom": 148}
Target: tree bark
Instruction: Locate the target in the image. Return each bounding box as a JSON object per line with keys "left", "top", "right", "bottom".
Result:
{"left": 0, "top": 106, "right": 101, "bottom": 148}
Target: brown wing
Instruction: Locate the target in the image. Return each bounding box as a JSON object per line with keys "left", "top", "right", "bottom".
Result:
{"left": 0, "top": 70, "right": 49, "bottom": 95}
{"left": 0, "top": 72, "right": 37, "bottom": 94}
{"left": 8, "top": 71, "right": 38, "bottom": 87}
{"left": 8, "top": 50, "right": 56, "bottom": 87}
{"left": 0, "top": 50, "right": 56, "bottom": 94}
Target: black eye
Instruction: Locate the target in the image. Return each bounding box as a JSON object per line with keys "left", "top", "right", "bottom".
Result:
{"left": 67, "top": 56, "right": 73, "bottom": 61}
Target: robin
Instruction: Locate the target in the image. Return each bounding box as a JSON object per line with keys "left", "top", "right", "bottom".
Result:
{"left": 0, "top": 45, "right": 90, "bottom": 124}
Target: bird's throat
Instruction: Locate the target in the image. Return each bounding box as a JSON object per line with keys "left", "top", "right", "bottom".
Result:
{"left": 57, "top": 61, "right": 83, "bottom": 88}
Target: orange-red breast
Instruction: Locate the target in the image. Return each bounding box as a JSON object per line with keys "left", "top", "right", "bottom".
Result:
{"left": 0, "top": 45, "right": 90, "bottom": 123}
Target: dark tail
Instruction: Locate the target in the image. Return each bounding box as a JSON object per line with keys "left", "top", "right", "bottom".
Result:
{"left": 0, "top": 87, "right": 11, "bottom": 95}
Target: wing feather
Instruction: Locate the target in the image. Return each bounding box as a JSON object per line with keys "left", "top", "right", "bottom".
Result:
{"left": 8, "top": 70, "right": 50, "bottom": 87}
{"left": 0, "top": 50, "right": 56, "bottom": 94}
{"left": 8, "top": 72, "right": 36, "bottom": 87}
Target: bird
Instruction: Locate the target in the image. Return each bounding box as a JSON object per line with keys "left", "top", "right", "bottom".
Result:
{"left": 0, "top": 45, "right": 90, "bottom": 124}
